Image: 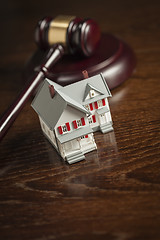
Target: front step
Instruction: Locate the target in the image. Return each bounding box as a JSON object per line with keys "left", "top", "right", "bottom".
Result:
{"left": 66, "top": 151, "right": 85, "bottom": 164}
{"left": 100, "top": 123, "right": 113, "bottom": 134}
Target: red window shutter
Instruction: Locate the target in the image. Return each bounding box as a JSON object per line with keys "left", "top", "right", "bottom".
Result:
{"left": 85, "top": 135, "right": 88, "bottom": 138}
{"left": 92, "top": 115, "right": 96, "bottom": 123}
{"left": 89, "top": 103, "right": 93, "bottom": 111}
{"left": 94, "top": 101, "right": 98, "bottom": 109}
{"left": 81, "top": 117, "right": 85, "bottom": 126}
{"left": 58, "top": 126, "right": 63, "bottom": 134}
{"left": 102, "top": 99, "right": 106, "bottom": 106}
{"left": 66, "top": 122, "right": 70, "bottom": 131}
{"left": 73, "top": 120, "right": 78, "bottom": 129}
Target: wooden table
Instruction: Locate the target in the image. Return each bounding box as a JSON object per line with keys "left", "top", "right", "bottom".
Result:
{"left": 0, "top": 1, "right": 160, "bottom": 239}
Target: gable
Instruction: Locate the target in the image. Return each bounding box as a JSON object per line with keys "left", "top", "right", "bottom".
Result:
{"left": 83, "top": 83, "right": 104, "bottom": 101}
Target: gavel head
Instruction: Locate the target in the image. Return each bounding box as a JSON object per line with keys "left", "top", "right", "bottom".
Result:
{"left": 35, "top": 15, "right": 101, "bottom": 57}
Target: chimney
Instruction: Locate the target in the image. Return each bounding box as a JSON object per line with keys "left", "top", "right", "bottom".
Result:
{"left": 82, "top": 70, "right": 89, "bottom": 79}
{"left": 49, "top": 85, "right": 55, "bottom": 98}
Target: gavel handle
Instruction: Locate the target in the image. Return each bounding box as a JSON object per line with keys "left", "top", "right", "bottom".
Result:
{"left": 0, "top": 44, "right": 65, "bottom": 141}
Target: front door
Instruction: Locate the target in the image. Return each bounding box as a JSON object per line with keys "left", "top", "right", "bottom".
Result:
{"left": 99, "top": 113, "right": 106, "bottom": 125}
{"left": 79, "top": 136, "right": 89, "bottom": 153}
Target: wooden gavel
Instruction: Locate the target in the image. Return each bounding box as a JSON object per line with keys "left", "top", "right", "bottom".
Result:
{"left": 0, "top": 15, "right": 100, "bottom": 141}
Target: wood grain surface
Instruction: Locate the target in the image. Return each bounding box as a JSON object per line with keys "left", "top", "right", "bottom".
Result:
{"left": 0, "top": 1, "right": 160, "bottom": 240}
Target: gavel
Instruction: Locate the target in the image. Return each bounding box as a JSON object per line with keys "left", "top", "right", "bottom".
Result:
{"left": 0, "top": 15, "right": 100, "bottom": 141}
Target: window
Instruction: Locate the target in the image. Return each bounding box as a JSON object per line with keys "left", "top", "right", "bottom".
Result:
{"left": 62, "top": 125, "right": 67, "bottom": 132}
{"left": 89, "top": 90, "right": 95, "bottom": 98}
{"left": 58, "top": 122, "right": 71, "bottom": 135}
{"left": 85, "top": 104, "right": 90, "bottom": 110}
{"left": 77, "top": 120, "right": 82, "bottom": 127}
{"left": 73, "top": 118, "right": 86, "bottom": 129}
{"left": 97, "top": 100, "right": 103, "bottom": 108}
{"left": 81, "top": 136, "right": 85, "bottom": 139}
{"left": 80, "top": 135, "right": 88, "bottom": 139}
{"left": 88, "top": 115, "right": 96, "bottom": 124}
{"left": 94, "top": 100, "right": 106, "bottom": 109}
{"left": 88, "top": 116, "right": 93, "bottom": 124}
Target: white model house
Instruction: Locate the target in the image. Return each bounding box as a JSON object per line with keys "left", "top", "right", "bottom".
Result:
{"left": 31, "top": 73, "right": 113, "bottom": 164}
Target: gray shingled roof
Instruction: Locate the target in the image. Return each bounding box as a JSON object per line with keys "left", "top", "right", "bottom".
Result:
{"left": 31, "top": 80, "right": 90, "bottom": 130}
{"left": 58, "top": 73, "right": 111, "bottom": 105}
{"left": 31, "top": 73, "right": 111, "bottom": 130}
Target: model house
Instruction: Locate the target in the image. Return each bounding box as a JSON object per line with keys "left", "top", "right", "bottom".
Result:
{"left": 31, "top": 73, "right": 113, "bottom": 164}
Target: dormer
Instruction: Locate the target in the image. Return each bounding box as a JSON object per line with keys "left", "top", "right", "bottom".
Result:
{"left": 83, "top": 83, "right": 104, "bottom": 102}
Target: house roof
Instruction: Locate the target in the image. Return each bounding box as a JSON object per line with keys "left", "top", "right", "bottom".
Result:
{"left": 58, "top": 73, "right": 112, "bottom": 105}
{"left": 31, "top": 73, "right": 111, "bottom": 130}
{"left": 31, "top": 80, "right": 90, "bottom": 130}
